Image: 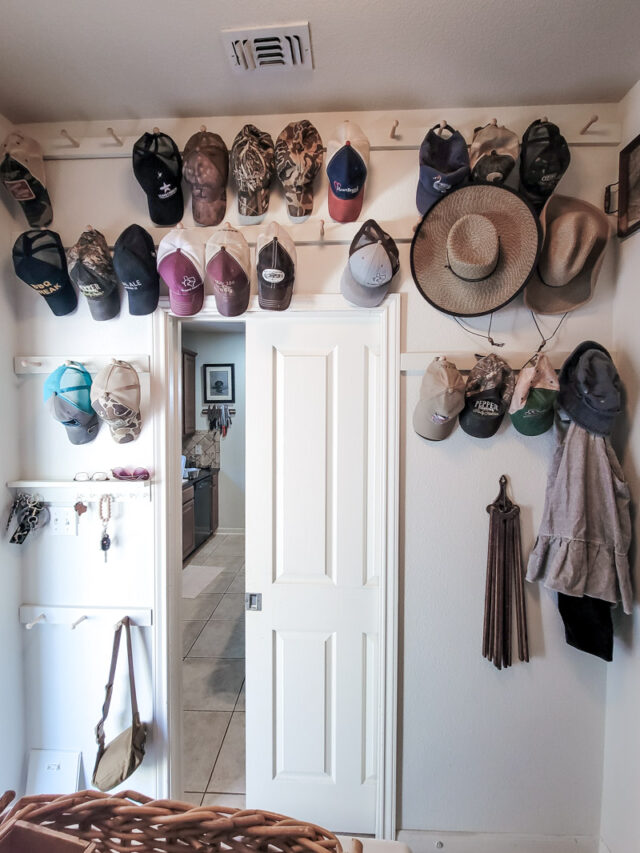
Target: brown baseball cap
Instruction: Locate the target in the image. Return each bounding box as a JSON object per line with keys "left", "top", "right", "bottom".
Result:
{"left": 183, "top": 131, "right": 229, "bottom": 226}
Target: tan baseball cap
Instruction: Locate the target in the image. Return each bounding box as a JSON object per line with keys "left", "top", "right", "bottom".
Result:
{"left": 469, "top": 122, "right": 520, "bottom": 185}
{"left": 413, "top": 356, "right": 466, "bottom": 440}
{"left": 91, "top": 359, "right": 141, "bottom": 444}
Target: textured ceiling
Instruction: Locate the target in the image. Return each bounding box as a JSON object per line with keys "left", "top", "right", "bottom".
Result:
{"left": 2, "top": 0, "right": 639, "bottom": 124}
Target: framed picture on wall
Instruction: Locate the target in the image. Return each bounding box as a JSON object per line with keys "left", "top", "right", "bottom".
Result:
{"left": 203, "top": 363, "right": 235, "bottom": 403}
{"left": 618, "top": 131, "right": 640, "bottom": 238}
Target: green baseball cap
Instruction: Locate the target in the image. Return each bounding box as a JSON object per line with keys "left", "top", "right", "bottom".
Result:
{"left": 509, "top": 353, "right": 558, "bottom": 436}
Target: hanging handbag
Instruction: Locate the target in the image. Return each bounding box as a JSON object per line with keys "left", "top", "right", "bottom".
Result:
{"left": 92, "top": 617, "right": 147, "bottom": 792}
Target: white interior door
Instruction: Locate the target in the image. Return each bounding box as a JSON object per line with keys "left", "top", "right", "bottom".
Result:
{"left": 245, "top": 314, "right": 383, "bottom": 833}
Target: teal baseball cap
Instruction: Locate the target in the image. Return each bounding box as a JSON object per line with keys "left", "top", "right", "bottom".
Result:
{"left": 44, "top": 361, "right": 100, "bottom": 444}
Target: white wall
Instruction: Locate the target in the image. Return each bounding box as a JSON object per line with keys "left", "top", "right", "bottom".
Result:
{"left": 0, "top": 111, "right": 25, "bottom": 796}
{"left": 600, "top": 78, "right": 640, "bottom": 853}
{"left": 2, "top": 103, "right": 622, "bottom": 843}
{"left": 182, "top": 327, "right": 246, "bottom": 531}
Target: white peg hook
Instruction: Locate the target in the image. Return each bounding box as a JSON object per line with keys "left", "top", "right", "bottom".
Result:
{"left": 152, "top": 126, "right": 160, "bottom": 135}
{"left": 60, "top": 129, "right": 80, "bottom": 148}
{"left": 71, "top": 615, "right": 88, "bottom": 630}
{"left": 200, "top": 125, "right": 207, "bottom": 132}
{"left": 26, "top": 613, "right": 46, "bottom": 630}
{"left": 490, "top": 117, "right": 498, "bottom": 126}
{"left": 389, "top": 120, "right": 399, "bottom": 140}
{"left": 106, "top": 127, "right": 123, "bottom": 147}
{"left": 541, "top": 115, "right": 549, "bottom": 123}
{"left": 320, "top": 219, "right": 325, "bottom": 239}
{"left": 437, "top": 120, "right": 447, "bottom": 136}
{"left": 580, "top": 114, "right": 599, "bottom": 135}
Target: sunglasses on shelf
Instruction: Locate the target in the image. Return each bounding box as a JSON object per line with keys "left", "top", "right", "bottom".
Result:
{"left": 111, "top": 467, "right": 150, "bottom": 481}
{"left": 73, "top": 472, "right": 109, "bottom": 482}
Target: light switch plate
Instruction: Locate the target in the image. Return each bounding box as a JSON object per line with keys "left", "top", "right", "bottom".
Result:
{"left": 50, "top": 506, "right": 77, "bottom": 536}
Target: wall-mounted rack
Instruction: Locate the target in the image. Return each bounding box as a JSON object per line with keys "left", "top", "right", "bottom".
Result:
{"left": 6, "top": 480, "right": 151, "bottom": 503}
{"left": 400, "top": 351, "right": 578, "bottom": 374}
{"left": 201, "top": 407, "right": 236, "bottom": 416}
{"left": 19, "top": 604, "right": 153, "bottom": 629}
{"left": 14, "top": 355, "right": 151, "bottom": 376}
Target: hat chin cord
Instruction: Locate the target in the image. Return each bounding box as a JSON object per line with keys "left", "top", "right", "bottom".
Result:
{"left": 452, "top": 313, "right": 505, "bottom": 348}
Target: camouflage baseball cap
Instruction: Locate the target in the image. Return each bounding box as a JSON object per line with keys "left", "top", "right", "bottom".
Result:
{"left": 459, "top": 354, "right": 515, "bottom": 439}
{"left": 275, "top": 120, "right": 324, "bottom": 221}
{"left": 67, "top": 228, "right": 121, "bottom": 321}
{"left": 91, "top": 359, "right": 141, "bottom": 444}
{"left": 230, "top": 125, "right": 275, "bottom": 222}
{"left": 1, "top": 132, "right": 52, "bottom": 228}
{"left": 183, "top": 131, "right": 229, "bottom": 226}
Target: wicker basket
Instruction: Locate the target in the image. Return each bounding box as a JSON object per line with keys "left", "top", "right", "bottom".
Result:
{"left": 0, "top": 789, "right": 344, "bottom": 853}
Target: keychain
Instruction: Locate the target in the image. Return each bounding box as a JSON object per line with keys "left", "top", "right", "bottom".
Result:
{"left": 6, "top": 492, "right": 48, "bottom": 544}
{"left": 98, "top": 494, "right": 112, "bottom": 562}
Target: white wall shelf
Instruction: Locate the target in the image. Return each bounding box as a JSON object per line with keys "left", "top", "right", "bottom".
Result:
{"left": 14, "top": 355, "right": 151, "bottom": 375}
{"left": 7, "top": 479, "right": 151, "bottom": 502}
{"left": 19, "top": 605, "right": 153, "bottom": 629}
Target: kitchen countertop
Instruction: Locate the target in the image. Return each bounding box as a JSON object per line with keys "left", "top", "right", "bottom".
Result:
{"left": 182, "top": 468, "right": 219, "bottom": 488}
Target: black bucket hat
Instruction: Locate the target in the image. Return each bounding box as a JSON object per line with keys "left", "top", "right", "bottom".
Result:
{"left": 558, "top": 341, "right": 621, "bottom": 436}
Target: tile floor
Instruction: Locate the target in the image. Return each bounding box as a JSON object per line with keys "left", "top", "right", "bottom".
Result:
{"left": 182, "top": 533, "right": 246, "bottom": 807}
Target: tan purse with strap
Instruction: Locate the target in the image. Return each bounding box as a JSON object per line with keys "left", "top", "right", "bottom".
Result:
{"left": 92, "top": 617, "right": 147, "bottom": 792}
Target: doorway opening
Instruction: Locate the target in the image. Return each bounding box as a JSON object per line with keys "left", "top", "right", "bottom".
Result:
{"left": 180, "top": 320, "right": 247, "bottom": 807}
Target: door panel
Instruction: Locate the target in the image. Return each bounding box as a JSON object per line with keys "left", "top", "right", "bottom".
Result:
{"left": 245, "top": 316, "right": 382, "bottom": 833}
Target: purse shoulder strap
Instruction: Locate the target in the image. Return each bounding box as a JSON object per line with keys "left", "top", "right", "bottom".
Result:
{"left": 95, "top": 617, "right": 140, "bottom": 748}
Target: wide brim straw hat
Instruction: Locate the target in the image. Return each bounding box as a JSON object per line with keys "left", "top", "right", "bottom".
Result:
{"left": 410, "top": 184, "right": 541, "bottom": 317}
{"left": 524, "top": 194, "right": 611, "bottom": 315}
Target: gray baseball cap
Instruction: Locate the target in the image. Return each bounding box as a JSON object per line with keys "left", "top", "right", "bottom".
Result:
{"left": 341, "top": 219, "right": 399, "bottom": 308}
{"left": 46, "top": 394, "right": 100, "bottom": 445}
{"left": 413, "top": 357, "right": 466, "bottom": 440}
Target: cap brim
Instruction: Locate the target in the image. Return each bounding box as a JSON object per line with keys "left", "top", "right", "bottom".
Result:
{"left": 524, "top": 267, "right": 594, "bottom": 315}
{"left": 43, "top": 285, "right": 78, "bottom": 316}
{"left": 416, "top": 181, "right": 441, "bottom": 216}
{"left": 258, "top": 281, "right": 293, "bottom": 311}
{"left": 86, "top": 287, "right": 121, "bottom": 321}
{"left": 108, "top": 410, "right": 142, "bottom": 444}
{"left": 413, "top": 401, "right": 458, "bottom": 440}
{"left": 283, "top": 185, "right": 314, "bottom": 220}
{"left": 459, "top": 407, "right": 504, "bottom": 438}
{"left": 63, "top": 418, "right": 100, "bottom": 445}
{"left": 169, "top": 286, "right": 204, "bottom": 316}
{"left": 126, "top": 286, "right": 159, "bottom": 316}
{"left": 147, "top": 190, "right": 185, "bottom": 227}
{"left": 238, "top": 186, "right": 270, "bottom": 218}
{"left": 340, "top": 265, "right": 388, "bottom": 308}
{"left": 213, "top": 280, "right": 251, "bottom": 317}
{"left": 328, "top": 186, "right": 364, "bottom": 222}
{"left": 192, "top": 193, "right": 227, "bottom": 227}
{"left": 510, "top": 409, "right": 554, "bottom": 436}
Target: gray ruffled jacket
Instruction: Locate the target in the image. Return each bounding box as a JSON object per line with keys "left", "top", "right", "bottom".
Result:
{"left": 526, "top": 419, "right": 633, "bottom": 614}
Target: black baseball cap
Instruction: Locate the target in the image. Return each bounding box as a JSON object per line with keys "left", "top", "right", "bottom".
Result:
{"left": 113, "top": 224, "right": 159, "bottom": 316}
{"left": 256, "top": 223, "right": 296, "bottom": 311}
{"left": 459, "top": 354, "right": 515, "bottom": 439}
{"left": 12, "top": 229, "right": 77, "bottom": 316}
{"left": 67, "top": 228, "right": 121, "bottom": 321}
{"left": 519, "top": 120, "right": 571, "bottom": 211}
{"left": 132, "top": 131, "right": 184, "bottom": 226}
{"left": 416, "top": 124, "right": 470, "bottom": 215}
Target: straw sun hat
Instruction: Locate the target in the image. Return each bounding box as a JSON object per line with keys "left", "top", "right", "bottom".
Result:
{"left": 410, "top": 184, "right": 541, "bottom": 317}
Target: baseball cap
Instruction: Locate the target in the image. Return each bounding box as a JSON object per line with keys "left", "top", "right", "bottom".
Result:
{"left": 459, "top": 354, "right": 515, "bottom": 438}
{"left": 519, "top": 119, "right": 571, "bottom": 211}
{"left": 416, "top": 125, "right": 470, "bottom": 215}
{"left": 67, "top": 228, "right": 121, "bottom": 321}
{"left": 469, "top": 122, "right": 520, "bottom": 185}
{"left": 113, "top": 224, "right": 159, "bottom": 316}
{"left": 44, "top": 361, "right": 100, "bottom": 445}
{"left": 12, "top": 229, "right": 77, "bottom": 316}
{"left": 326, "top": 120, "right": 370, "bottom": 222}
{"left": 256, "top": 222, "right": 296, "bottom": 311}
{"left": 275, "top": 120, "right": 324, "bottom": 222}
{"left": 205, "top": 224, "right": 251, "bottom": 317}
{"left": 413, "top": 357, "right": 466, "bottom": 441}
{"left": 132, "top": 131, "right": 184, "bottom": 226}
{"left": 1, "top": 132, "right": 52, "bottom": 228}
{"left": 558, "top": 341, "right": 621, "bottom": 436}
{"left": 157, "top": 227, "right": 206, "bottom": 316}
{"left": 183, "top": 130, "right": 229, "bottom": 226}
{"left": 509, "top": 353, "right": 559, "bottom": 435}
{"left": 91, "top": 359, "right": 141, "bottom": 444}
{"left": 230, "top": 124, "right": 275, "bottom": 224}
{"left": 341, "top": 219, "right": 399, "bottom": 308}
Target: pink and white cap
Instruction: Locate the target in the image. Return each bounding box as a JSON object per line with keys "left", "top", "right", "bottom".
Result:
{"left": 157, "top": 228, "right": 206, "bottom": 316}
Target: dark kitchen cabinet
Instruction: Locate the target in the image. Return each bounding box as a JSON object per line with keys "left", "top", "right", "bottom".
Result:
{"left": 182, "top": 484, "right": 195, "bottom": 561}
{"left": 211, "top": 470, "right": 219, "bottom": 535}
{"left": 182, "top": 348, "right": 197, "bottom": 438}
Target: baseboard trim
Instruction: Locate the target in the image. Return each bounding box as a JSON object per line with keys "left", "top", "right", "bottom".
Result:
{"left": 216, "top": 527, "right": 245, "bottom": 536}
{"left": 397, "top": 829, "right": 599, "bottom": 853}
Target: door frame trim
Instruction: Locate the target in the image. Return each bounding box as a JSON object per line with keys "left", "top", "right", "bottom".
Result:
{"left": 152, "top": 295, "right": 400, "bottom": 837}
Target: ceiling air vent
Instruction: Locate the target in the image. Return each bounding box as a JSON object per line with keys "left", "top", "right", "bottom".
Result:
{"left": 222, "top": 23, "right": 313, "bottom": 73}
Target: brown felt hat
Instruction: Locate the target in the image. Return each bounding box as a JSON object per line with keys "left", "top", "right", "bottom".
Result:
{"left": 524, "top": 195, "right": 611, "bottom": 315}
{"left": 410, "top": 184, "right": 541, "bottom": 317}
